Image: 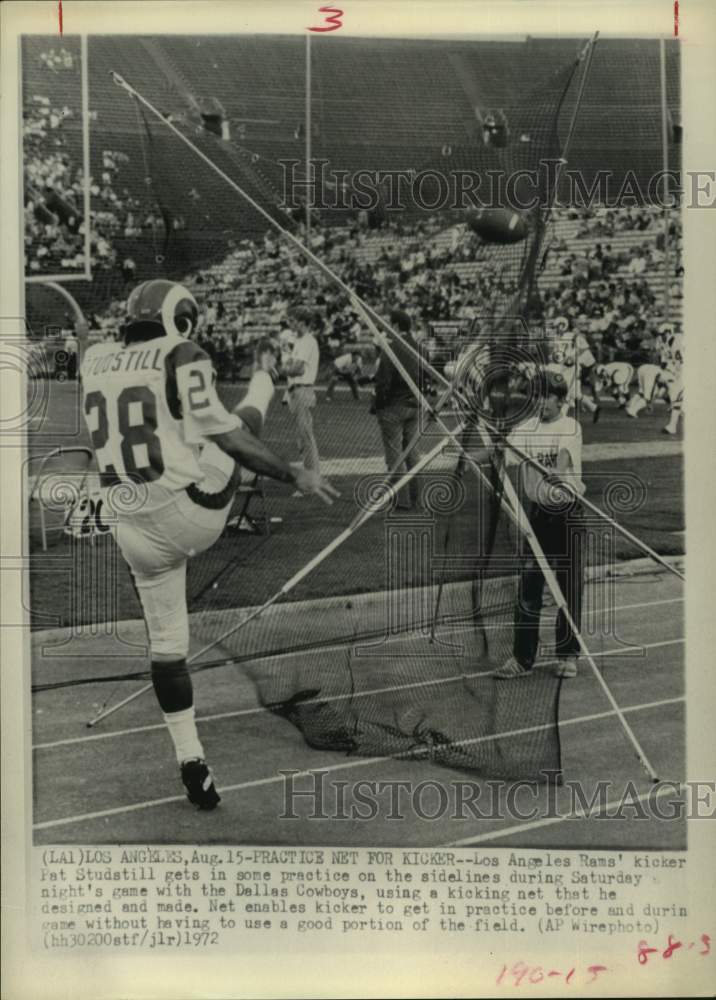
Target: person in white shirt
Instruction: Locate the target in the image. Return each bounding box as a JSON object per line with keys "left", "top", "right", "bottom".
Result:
{"left": 79, "top": 280, "right": 337, "bottom": 808}
{"left": 492, "top": 369, "right": 586, "bottom": 680}
{"left": 282, "top": 306, "right": 321, "bottom": 480}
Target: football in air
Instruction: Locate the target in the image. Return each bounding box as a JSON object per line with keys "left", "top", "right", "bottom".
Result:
{"left": 466, "top": 207, "right": 529, "bottom": 244}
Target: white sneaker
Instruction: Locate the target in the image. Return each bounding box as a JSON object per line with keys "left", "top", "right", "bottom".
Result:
{"left": 492, "top": 657, "right": 531, "bottom": 679}
{"left": 554, "top": 657, "right": 578, "bottom": 678}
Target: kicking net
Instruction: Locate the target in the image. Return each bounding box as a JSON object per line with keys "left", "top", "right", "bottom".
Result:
{"left": 29, "top": 37, "right": 611, "bottom": 781}
{"left": 187, "top": 415, "right": 564, "bottom": 782}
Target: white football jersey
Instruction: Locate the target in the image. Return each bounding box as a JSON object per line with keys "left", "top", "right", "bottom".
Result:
{"left": 659, "top": 333, "right": 683, "bottom": 375}
{"left": 81, "top": 335, "right": 239, "bottom": 510}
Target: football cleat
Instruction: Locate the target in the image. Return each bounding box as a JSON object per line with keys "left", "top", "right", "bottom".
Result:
{"left": 181, "top": 758, "right": 221, "bottom": 810}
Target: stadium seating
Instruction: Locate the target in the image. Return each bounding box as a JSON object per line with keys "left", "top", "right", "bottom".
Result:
{"left": 22, "top": 34, "right": 682, "bottom": 345}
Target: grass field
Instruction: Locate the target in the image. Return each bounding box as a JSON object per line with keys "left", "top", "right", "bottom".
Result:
{"left": 27, "top": 378, "right": 684, "bottom": 629}
{"left": 28, "top": 377, "right": 685, "bottom": 846}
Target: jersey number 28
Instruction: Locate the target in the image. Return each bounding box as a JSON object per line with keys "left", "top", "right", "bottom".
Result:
{"left": 84, "top": 386, "right": 165, "bottom": 486}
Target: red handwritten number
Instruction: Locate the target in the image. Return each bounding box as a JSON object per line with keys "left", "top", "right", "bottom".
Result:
{"left": 663, "top": 934, "right": 683, "bottom": 959}
{"left": 58, "top": 0, "right": 63, "bottom": 35}
{"left": 637, "top": 940, "right": 659, "bottom": 965}
{"left": 700, "top": 934, "right": 711, "bottom": 956}
{"left": 308, "top": 5, "right": 344, "bottom": 32}
{"left": 586, "top": 965, "right": 608, "bottom": 984}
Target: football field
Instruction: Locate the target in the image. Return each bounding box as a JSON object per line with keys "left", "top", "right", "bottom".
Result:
{"left": 28, "top": 379, "right": 685, "bottom": 846}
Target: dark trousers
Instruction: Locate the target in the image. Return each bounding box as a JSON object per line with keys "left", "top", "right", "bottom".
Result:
{"left": 376, "top": 401, "right": 421, "bottom": 509}
{"left": 514, "top": 503, "right": 585, "bottom": 668}
{"left": 326, "top": 370, "right": 360, "bottom": 400}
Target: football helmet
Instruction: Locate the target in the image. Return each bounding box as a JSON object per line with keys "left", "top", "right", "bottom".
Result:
{"left": 549, "top": 316, "right": 570, "bottom": 333}
{"left": 125, "top": 280, "right": 199, "bottom": 342}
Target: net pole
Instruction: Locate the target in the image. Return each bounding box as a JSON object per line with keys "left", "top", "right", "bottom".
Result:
{"left": 81, "top": 35, "right": 92, "bottom": 281}
{"left": 550, "top": 33, "right": 599, "bottom": 209}
{"left": 86, "top": 431, "right": 456, "bottom": 727}
{"left": 659, "top": 38, "right": 671, "bottom": 324}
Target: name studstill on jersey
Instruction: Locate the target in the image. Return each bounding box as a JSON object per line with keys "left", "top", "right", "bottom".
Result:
{"left": 81, "top": 336, "right": 239, "bottom": 510}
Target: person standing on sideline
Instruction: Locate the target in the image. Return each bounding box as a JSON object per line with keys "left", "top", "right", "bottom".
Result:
{"left": 372, "top": 310, "right": 424, "bottom": 511}
{"left": 283, "top": 306, "right": 321, "bottom": 488}
{"left": 492, "top": 369, "right": 586, "bottom": 680}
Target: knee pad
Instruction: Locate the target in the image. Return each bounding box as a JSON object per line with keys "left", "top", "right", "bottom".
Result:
{"left": 151, "top": 659, "right": 193, "bottom": 713}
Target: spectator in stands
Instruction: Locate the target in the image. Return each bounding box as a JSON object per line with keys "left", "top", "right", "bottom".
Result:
{"left": 122, "top": 256, "right": 137, "bottom": 285}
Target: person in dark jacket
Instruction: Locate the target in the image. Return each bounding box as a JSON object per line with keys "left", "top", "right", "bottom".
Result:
{"left": 372, "top": 310, "right": 424, "bottom": 510}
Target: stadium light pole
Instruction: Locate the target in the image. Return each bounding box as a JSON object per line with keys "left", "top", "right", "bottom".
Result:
{"left": 659, "top": 38, "right": 671, "bottom": 325}
{"left": 305, "top": 33, "right": 312, "bottom": 241}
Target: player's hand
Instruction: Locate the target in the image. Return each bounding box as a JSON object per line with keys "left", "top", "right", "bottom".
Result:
{"left": 292, "top": 468, "right": 340, "bottom": 505}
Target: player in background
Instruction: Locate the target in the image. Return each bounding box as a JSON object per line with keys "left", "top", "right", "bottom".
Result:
{"left": 625, "top": 322, "right": 684, "bottom": 433}
{"left": 278, "top": 324, "right": 297, "bottom": 405}
{"left": 545, "top": 317, "right": 600, "bottom": 423}
{"left": 80, "top": 280, "right": 338, "bottom": 810}
{"left": 593, "top": 360, "right": 635, "bottom": 408}
{"left": 325, "top": 332, "right": 362, "bottom": 402}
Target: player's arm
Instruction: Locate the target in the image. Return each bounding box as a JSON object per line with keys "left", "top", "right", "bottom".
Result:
{"left": 208, "top": 424, "right": 337, "bottom": 504}
{"left": 171, "top": 341, "right": 337, "bottom": 503}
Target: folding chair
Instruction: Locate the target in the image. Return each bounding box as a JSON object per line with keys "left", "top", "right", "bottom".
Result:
{"left": 28, "top": 446, "right": 94, "bottom": 551}
{"left": 227, "top": 474, "right": 271, "bottom": 536}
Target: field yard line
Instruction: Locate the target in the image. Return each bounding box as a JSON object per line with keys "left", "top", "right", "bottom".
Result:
{"left": 443, "top": 783, "right": 683, "bottom": 848}
{"left": 33, "top": 633, "right": 685, "bottom": 751}
{"left": 32, "top": 694, "right": 684, "bottom": 830}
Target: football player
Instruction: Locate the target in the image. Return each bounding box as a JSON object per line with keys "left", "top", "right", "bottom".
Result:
{"left": 80, "top": 280, "right": 338, "bottom": 810}
{"left": 545, "top": 317, "right": 600, "bottom": 422}
{"left": 625, "top": 322, "right": 683, "bottom": 433}
{"left": 593, "top": 360, "right": 635, "bottom": 408}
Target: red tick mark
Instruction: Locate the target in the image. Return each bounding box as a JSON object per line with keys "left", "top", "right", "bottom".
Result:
{"left": 674, "top": 0, "right": 679, "bottom": 37}
{"left": 58, "top": 0, "right": 63, "bottom": 36}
